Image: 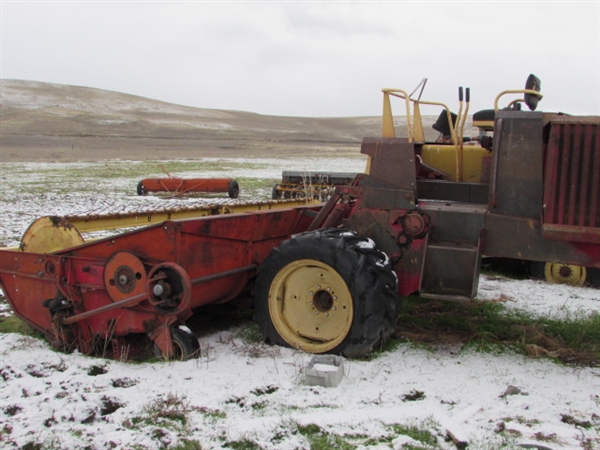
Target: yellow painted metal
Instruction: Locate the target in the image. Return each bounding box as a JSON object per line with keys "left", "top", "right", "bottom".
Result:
{"left": 65, "top": 198, "right": 321, "bottom": 233}
{"left": 494, "top": 89, "right": 544, "bottom": 111}
{"left": 421, "top": 144, "right": 490, "bottom": 182}
{"left": 382, "top": 91, "right": 397, "bottom": 138}
{"left": 380, "top": 85, "right": 493, "bottom": 182}
{"left": 456, "top": 91, "right": 470, "bottom": 182}
{"left": 7, "top": 199, "right": 322, "bottom": 254}
{"left": 381, "top": 88, "right": 458, "bottom": 144}
{"left": 268, "top": 258, "right": 353, "bottom": 353}
{"left": 20, "top": 216, "right": 85, "bottom": 253}
{"left": 412, "top": 103, "right": 425, "bottom": 143}
{"left": 544, "top": 263, "right": 586, "bottom": 286}
{"left": 473, "top": 119, "right": 494, "bottom": 131}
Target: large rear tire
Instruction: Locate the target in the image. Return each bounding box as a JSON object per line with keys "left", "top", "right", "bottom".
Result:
{"left": 254, "top": 229, "right": 399, "bottom": 358}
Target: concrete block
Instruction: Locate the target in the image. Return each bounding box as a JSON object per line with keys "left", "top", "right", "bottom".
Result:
{"left": 304, "top": 355, "right": 345, "bottom": 387}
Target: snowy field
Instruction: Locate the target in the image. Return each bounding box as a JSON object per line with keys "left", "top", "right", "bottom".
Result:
{"left": 1, "top": 158, "right": 599, "bottom": 450}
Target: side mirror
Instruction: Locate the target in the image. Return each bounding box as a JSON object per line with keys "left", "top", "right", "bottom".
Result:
{"left": 524, "top": 74, "right": 542, "bottom": 111}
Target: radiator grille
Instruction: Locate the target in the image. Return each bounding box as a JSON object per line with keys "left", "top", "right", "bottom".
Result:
{"left": 542, "top": 117, "right": 600, "bottom": 243}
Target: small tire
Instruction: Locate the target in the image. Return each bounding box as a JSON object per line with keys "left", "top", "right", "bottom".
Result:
{"left": 254, "top": 228, "right": 399, "bottom": 358}
{"left": 154, "top": 327, "right": 200, "bottom": 361}
{"left": 584, "top": 268, "right": 600, "bottom": 288}
{"left": 530, "top": 261, "right": 545, "bottom": 280}
{"left": 137, "top": 181, "right": 147, "bottom": 196}
{"left": 228, "top": 180, "right": 240, "bottom": 199}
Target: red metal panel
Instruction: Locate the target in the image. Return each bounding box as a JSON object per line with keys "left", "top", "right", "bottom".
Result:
{"left": 140, "top": 178, "right": 232, "bottom": 194}
{"left": 0, "top": 207, "right": 317, "bottom": 359}
{"left": 543, "top": 117, "right": 600, "bottom": 243}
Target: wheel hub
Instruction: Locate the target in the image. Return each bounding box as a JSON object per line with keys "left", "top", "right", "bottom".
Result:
{"left": 104, "top": 252, "right": 147, "bottom": 302}
{"left": 545, "top": 262, "right": 586, "bottom": 286}
{"left": 268, "top": 259, "right": 353, "bottom": 353}
{"left": 312, "top": 288, "right": 334, "bottom": 313}
{"left": 558, "top": 265, "right": 573, "bottom": 278}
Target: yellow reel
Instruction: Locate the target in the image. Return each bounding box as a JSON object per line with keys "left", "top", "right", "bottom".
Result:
{"left": 20, "top": 216, "right": 85, "bottom": 253}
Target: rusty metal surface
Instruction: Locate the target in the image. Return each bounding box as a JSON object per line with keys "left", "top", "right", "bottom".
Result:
{"left": 345, "top": 207, "right": 426, "bottom": 296}
{"left": 420, "top": 240, "right": 481, "bottom": 301}
{"left": 419, "top": 202, "right": 486, "bottom": 246}
{"left": 483, "top": 213, "right": 600, "bottom": 268}
{"left": 281, "top": 171, "right": 357, "bottom": 185}
{"left": 542, "top": 117, "right": 600, "bottom": 243}
{"left": 139, "top": 178, "right": 233, "bottom": 195}
{"left": 489, "top": 111, "right": 545, "bottom": 218}
{"left": 61, "top": 198, "right": 321, "bottom": 233}
{"left": 418, "top": 202, "right": 485, "bottom": 301}
{"left": 417, "top": 180, "right": 488, "bottom": 204}
{"left": 361, "top": 187, "right": 415, "bottom": 210}
{"left": 360, "top": 137, "right": 418, "bottom": 191}
{"left": 0, "top": 207, "right": 317, "bottom": 359}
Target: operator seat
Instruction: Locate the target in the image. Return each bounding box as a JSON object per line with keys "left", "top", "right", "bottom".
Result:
{"left": 472, "top": 109, "right": 496, "bottom": 132}
{"left": 432, "top": 110, "right": 457, "bottom": 136}
{"left": 473, "top": 74, "right": 541, "bottom": 133}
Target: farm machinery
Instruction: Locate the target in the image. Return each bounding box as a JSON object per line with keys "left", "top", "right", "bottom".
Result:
{"left": 0, "top": 75, "right": 598, "bottom": 361}
{"left": 271, "top": 171, "right": 356, "bottom": 201}
{"left": 137, "top": 177, "right": 240, "bottom": 198}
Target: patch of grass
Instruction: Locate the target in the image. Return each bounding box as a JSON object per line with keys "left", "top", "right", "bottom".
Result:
{"left": 297, "top": 424, "right": 355, "bottom": 450}
{"left": 125, "top": 392, "right": 192, "bottom": 431}
{"left": 21, "top": 443, "right": 43, "bottom": 450}
{"left": 395, "top": 296, "right": 600, "bottom": 366}
{"left": 389, "top": 424, "right": 438, "bottom": 447}
{"left": 401, "top": 390, "right": 426, "bottom": 402}
{"left": 250, "top": 400, "right": 267, "bottom": 411}
{"left": 561, "top": 413, "right": 593, "bottom": 429}
{"left": 198, "top": 407, "right": 226, "bottom": 420}
{"left": 358, "top": 334, "right": 404, "bottom": 361}
{"left": 0, "top": 314, "right": 43, "bottom": 338}
{"left": 238, "top": 322, "right": 263, "bottom": 344}
{"left": 251, "top": 385, "right": 278, "bottom": 396}
{"left": 170, "top": 418, "right": 444, "bottom": 450}
{"left": 171, "top": 440, "right": 203, "bottom": 450}
{"left": 223, "top": 439, "right": 261, "bottom": 450}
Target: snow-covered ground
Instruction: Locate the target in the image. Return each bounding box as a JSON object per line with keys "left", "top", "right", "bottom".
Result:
{"left": 1, "top": 275, "right": 599, "bottom": 450}
{"left": 1, "top": 159, "right": 599, "bottom": 449}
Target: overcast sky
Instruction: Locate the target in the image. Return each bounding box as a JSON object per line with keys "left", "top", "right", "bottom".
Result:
{"left": 1, "top": 1, "right": 599, "bottom": 117}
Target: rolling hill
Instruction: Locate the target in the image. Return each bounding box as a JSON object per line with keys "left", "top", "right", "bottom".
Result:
{"left": 1, "top": 80, "right": 420, "bottom": 162}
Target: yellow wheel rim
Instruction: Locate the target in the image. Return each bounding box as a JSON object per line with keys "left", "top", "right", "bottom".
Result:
{"left": 171, "top": 340, "right": 186, "bottom": 361}
{"left": 544, "top": 263, "right": 586, "bottom": 286}
{"left": 268, "top": 259, "right": 353, "bottom": 353}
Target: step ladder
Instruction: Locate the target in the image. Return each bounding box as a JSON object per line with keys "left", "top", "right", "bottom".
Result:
{"left": 419, "top": 204, "right": 486, "bottom": 302}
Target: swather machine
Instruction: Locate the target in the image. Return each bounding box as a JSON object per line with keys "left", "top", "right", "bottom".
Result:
{"left": 1, "top": 75, "right": 598, "bottom": 360}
